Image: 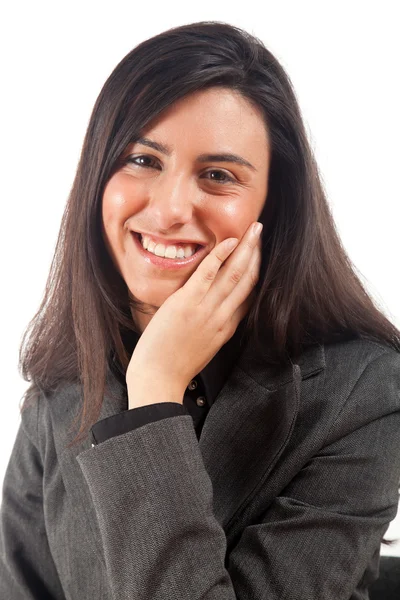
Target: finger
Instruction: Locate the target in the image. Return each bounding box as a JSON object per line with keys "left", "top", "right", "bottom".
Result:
{"left": 208, "top": 222, "right": 262, "bottom": 306}
{"left": 226, "top": 289, "right": 257, "bottom": 340}
{"left": 182, "top": 237, "right": 239, "bottom": 303}
{"left": 219, "top": 242, "right": 261, "bottom": 324}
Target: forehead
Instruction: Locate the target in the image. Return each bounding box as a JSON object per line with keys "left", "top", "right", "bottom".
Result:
{"left": 140, "top": 87, "right": 270, "bottom": 158}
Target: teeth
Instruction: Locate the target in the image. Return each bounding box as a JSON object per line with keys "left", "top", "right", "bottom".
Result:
{"left": 139, "top": 234, "right": 198, "bottom": 259}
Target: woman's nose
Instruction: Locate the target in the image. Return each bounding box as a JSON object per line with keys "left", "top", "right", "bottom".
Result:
{"left": 148, "top": 174, "right": 195, "bottom": 229}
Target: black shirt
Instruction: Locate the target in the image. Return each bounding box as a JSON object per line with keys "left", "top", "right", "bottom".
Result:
{"left": 91, "top": 318, "right": 249, "bottom": 445}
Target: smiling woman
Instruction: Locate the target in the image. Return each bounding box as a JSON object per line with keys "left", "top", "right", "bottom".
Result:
{"left": 1, "top": 19, "right": 400, "bottom": 600}
{"left": 101, "top": 86, "right": 269, "bottom": 328}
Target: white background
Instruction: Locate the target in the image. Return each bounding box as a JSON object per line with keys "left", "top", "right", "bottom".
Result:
{"left": 0, "top": 0, "right": 399, "bottom": 557}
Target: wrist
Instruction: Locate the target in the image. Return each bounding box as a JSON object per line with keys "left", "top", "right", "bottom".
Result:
{"left": 126, "top": 374, "right": 185, "bottom": 409}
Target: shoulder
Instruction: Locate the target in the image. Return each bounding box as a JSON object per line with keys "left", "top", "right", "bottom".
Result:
{"left": 321, "top": 338, "right": 400, "bottom": 408}
{"left": 240, "top": 337, "right": 400, "bottom": 443}
{"left": 323, "top": 337, "right": 400, "bottom": 375}
{"left": 290, "top": 338, "right": 400, "bottom": 453}
{"left": 260, "top": 338, "right": 400, "bottom": 482}
{"left": 20, "top": 380, "right": 85, "bottom": 457}
{"left": 320, "top": 338, "right": 400, "bottom": 438}
{"left": 21, "top": 373, "right": 127, "bottom": 455}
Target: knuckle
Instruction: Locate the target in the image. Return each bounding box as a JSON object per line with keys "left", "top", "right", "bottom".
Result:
{"left": 214, "top": 249, "right": 226, "bottom": 263}
{"left": 217, "top": 322, "right": 226, "bottom": 335}
{"left": 202, "top": 267, "right": 216, "bottom": 282}
{"left": 230, "top": 268, "right": 243, "bottom": 284}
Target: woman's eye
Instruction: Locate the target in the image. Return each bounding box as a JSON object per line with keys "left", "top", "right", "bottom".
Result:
{"left": 126, "top": 155, "right": 159, "bottom": 169}
{"left": 203, "top": 169, "right": 235, "bottom": 184}
{"left": 125, "top": 155, "right": 235, "bottom": 184}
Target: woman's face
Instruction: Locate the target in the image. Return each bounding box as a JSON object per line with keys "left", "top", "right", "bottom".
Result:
{"left": 102, "top": 86, "right": 271, "bottom": 331}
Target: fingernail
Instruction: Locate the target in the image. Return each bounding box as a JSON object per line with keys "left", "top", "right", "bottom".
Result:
{"left": 253, "top": 222, "right": 263, "bottom": 236}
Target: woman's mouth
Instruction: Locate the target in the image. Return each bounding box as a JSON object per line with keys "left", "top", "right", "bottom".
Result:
{"left": 131, "top": 232, "right": 208, "bottom": 270}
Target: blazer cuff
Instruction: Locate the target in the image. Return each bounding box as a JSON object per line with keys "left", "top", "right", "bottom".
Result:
{"left": 91, "top": 403, "right": 190, "bottom": 445}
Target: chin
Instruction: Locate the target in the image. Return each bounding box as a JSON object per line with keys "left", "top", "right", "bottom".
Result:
{"left": 128, "top": 280, "right": 182, "bottom": 308}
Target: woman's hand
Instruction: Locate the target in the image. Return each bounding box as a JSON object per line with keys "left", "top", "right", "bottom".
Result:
{"left": 126, "top": 221, "right": 263, "bottom": 408}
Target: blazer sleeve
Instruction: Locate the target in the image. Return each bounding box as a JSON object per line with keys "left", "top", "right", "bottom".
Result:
{"left": 0, "top": 399, "right": 66, "bottom": 600}
{"left": 75, "top": 349, "right": 400, "bottom": 600}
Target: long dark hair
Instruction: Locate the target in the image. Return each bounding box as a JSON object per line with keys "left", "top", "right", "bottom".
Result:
{"left": 19, "top": 21, "right": 400, "bottom": 452}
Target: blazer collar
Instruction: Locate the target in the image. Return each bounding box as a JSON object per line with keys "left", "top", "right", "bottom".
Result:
{"left": 238, "top": 337, "right": 326, "bottom": 389}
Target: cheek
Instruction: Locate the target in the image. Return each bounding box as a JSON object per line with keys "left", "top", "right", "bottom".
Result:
{"left": 102, "top": 172, "right": 144, "bottom": 220}
{"left": 211, "top": 200, "right": 259, "bottom": 239}
{"left": 101, "top": 189, "right": 127, "bottom": 258}
{"left": 202, "top": 196, "right": 242, "bottom": 220}
{"left": 101, "top": 179, "right": 135, "bottom": 241}
{"left": 101, "top": 201, "right": 118, "bottom": 247}
{"left": 102, "top": 184, "right": 127, "bottom": 223}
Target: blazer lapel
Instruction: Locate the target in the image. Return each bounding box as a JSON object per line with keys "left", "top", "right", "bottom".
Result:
{"left": 199, "top": 341, "right": 326, "bottom": 530}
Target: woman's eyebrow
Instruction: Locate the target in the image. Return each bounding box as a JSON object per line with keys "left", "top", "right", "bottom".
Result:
{"left": 132, "top": 136, "right": 257, "bottom": 171}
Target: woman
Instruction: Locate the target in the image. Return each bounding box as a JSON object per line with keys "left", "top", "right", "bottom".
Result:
{"left": 1, "top": 20, "right": 399, "bottom": 600}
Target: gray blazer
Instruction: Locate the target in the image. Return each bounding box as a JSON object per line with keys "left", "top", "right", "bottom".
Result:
{"left": 1, "top": 337, "right": 400, "bottom": 599}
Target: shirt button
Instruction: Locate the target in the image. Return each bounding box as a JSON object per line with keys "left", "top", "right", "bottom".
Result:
{"left": 196, "top": 396, "right": 206, "bottom": 407}
{"left": 188, "top": 379, "right": 198, "bottom": 391}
